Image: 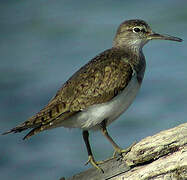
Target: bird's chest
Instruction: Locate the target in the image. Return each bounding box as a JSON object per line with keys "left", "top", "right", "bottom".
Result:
{"left": 92, "top": 73, "right": 141, "bottom": 128}
{"left": 62, "top": 73, "right": 141, "bottom": 130}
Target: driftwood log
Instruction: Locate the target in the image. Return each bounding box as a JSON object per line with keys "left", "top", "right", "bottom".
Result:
{"left": 60, "top": 123, "right": 187, "bottom": 180}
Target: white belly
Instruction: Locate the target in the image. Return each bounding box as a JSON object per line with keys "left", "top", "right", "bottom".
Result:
{"left": 61, "top": 73, "right": 141, "bottom": 130}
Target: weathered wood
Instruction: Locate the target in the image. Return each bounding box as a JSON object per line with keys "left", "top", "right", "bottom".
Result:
{"left": 60, "top": 123, "right": 187, "bottom": 180}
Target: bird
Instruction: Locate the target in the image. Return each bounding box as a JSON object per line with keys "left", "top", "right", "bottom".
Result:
{"left": 2, "top": 19, "right": 182, "bottom": 172}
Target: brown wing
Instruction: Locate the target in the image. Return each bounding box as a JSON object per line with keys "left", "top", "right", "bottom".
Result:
{"left": 2, "top": 49, "right": 133, "bottom": 139}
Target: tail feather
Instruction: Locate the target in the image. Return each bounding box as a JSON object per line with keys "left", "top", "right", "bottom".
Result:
{"left": 2, "top": 123, "right": 45, "bottom": 140}
{"left": 1, "top": 122, "right": 41, "bottom": 136}
{"left": 2, "top": 106, "right": 75, "bottom": 139}
{"left": 23, "top": 127, "right": 41, "bottom": 140}
{"left": 23, "top": 122, "right": 54, "bottom": 140}
{"left": 2, "top": 126, "right": 29, "bottom": 135}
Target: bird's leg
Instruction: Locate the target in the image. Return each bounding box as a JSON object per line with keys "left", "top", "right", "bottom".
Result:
{"left": 100, "top": 120, "right": 135, "bottom": 158}
{"left": 82, "top": 130, "right": 104, "bottom": 173}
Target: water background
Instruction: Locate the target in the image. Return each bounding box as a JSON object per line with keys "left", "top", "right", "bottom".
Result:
{"left": 0, "top": 0, "right": 187, "bottom": 180}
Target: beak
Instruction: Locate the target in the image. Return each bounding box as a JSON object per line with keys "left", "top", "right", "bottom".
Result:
{"left": 148, "top": 32, "right": 183, "bottom": 42}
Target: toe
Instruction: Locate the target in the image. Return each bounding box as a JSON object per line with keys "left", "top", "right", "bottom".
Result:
{"left": 85, "top": 155, "right": 104, "bottom": 173}
{"left": 113, "top": 141, "right": 136, "bottom": 157}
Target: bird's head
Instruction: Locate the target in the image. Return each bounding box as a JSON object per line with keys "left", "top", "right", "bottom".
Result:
{"left": 113, "top": 19, "right": 182, "bottom": 50}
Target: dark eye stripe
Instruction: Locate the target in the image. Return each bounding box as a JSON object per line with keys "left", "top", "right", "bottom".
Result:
{"left": 141, "top": 28, "right": 146, "bottom": 33}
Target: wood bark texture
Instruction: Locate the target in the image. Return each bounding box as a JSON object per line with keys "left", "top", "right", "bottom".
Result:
{"left": 60, "top": 123, "right": 187, "bottom": 180}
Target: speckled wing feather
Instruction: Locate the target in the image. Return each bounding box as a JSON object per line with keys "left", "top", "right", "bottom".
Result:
{"left": 3, "top": 48, "right": 133, "bottom": 139}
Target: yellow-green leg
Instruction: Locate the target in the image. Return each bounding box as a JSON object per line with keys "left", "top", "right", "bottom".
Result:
{"left": 100, "top": 120, "right": 135, "bottom": 158}
{"left": 82, "top": 130, "right": 104, "bottom": 173}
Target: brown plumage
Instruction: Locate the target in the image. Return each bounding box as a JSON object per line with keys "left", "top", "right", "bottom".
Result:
{"left": 3, "top": 48, "right": 134, "bottom": 139}
{"left": 2, "top": 19, "right": 182, "bottom": 172}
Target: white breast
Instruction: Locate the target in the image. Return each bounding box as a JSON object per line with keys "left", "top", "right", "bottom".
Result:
{"left": 61, "top": 72, "right": 141, "bottom": 130}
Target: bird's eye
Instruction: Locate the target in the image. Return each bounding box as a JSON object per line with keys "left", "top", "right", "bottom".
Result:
{"left": 133, "top": 27, "right": 141, "bottom": 33}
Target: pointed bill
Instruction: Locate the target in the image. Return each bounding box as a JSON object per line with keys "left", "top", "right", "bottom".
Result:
{"left": 148, "top": 32, "right": 183, "bottom": 42}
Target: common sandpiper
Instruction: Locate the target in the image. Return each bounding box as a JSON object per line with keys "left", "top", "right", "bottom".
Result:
{"left": 2, "top": 19, "right": 182, "bottom": 172}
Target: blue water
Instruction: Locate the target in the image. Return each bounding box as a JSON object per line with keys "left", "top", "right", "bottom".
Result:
{"left": 0, "top": 0, "right": 187, "bottom": 180}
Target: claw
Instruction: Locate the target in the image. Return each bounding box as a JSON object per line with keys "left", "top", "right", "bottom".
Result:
{"left": 113, "top": 141, "right": 136, "bottom": 158}
{"left": 85, "top": 155, "right": 104, "bottom": 173}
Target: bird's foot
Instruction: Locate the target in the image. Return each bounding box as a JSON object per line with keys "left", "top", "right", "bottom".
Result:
{"left": 85, "top": 155, "right": 104, "bottom": 173}
{"left": 113, "top": 141, "right": 136, "bottom": 158}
